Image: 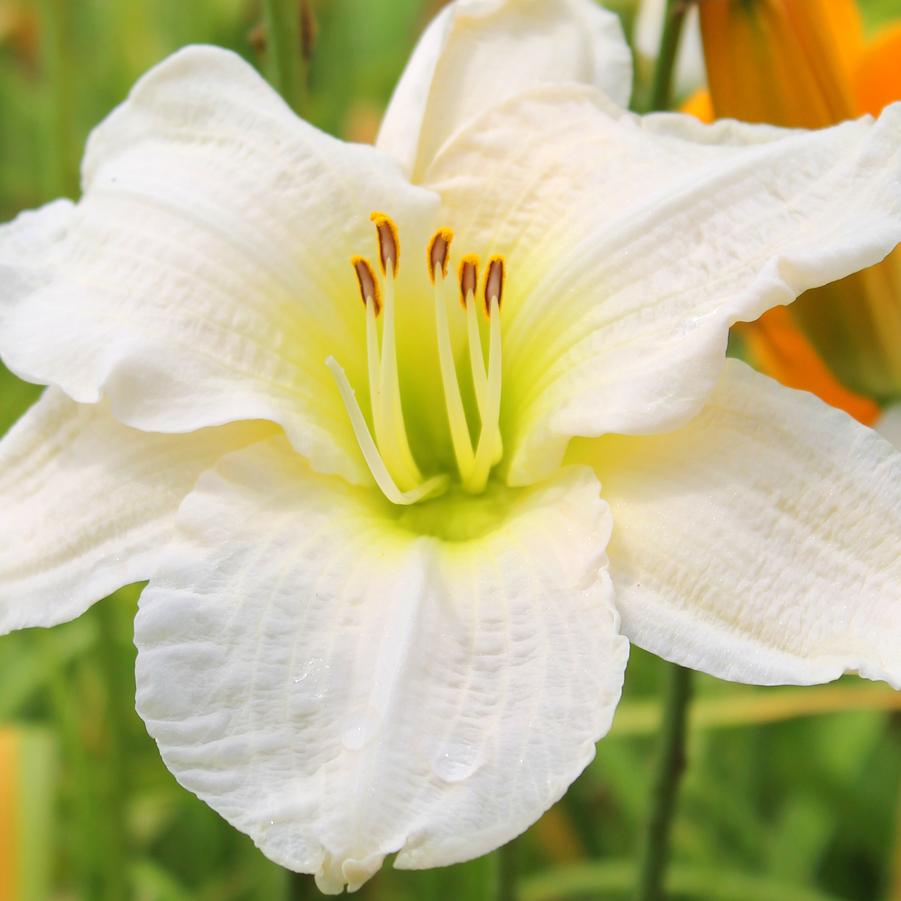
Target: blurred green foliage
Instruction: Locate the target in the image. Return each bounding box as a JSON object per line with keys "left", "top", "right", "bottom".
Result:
{"left": 0, "top": 1, "right": 900, "bottom": 899}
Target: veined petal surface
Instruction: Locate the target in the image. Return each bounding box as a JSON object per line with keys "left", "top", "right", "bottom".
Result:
{"left": 377, "top": 0, "right": 632, "bottom": 179}
{"left": 135, "top": 437, "right": 626, "bottom": 892}
{"left": 424, "top": 86, "right": 901, "bottom": 484}
{"left": 571, "top": 359, "right": 901, "bottom": 688}
{"left": 0, "top": 390, "right": 265, "bottom": 635}
{"left": 0, "top": 46, "right": 440, "bottom": 484}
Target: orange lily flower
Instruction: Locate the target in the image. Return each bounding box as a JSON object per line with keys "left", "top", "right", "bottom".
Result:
{"left": 689, "top": 0, "right": 901, "bottom": 421}
{"left": 0, "top": 729, "right": 55, "bottom": 901}
{"left": 0, "top": 731, "right": 18, "bottom": 901}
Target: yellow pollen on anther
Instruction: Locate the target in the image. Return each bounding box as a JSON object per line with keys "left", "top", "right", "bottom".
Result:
{"left": 428, "top": 229, "right": 454, "bottom": 283}
{"left": 370, "top": 211, "right": 400, "bottom": 276}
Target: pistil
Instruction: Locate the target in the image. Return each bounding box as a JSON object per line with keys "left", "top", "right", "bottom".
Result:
{"left": 326, "top": 356, "right": 446, "bottom": 504}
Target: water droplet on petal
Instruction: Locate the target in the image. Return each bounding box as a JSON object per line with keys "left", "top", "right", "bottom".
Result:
{"left": 431, "top": 739, "right": 484, "bottom": 783}
{"left": 342, "top": 716, "right": 383, "bottom": 751}
{"left": 290, "top": 657, "right": 331, "bottom": 716}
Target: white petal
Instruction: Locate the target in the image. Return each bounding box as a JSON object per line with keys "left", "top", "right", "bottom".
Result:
{"left": 0, "top": 198, "right": 75, "bottom": 306}
{"left": 0, "top": 389, "right": 265, "bottom": 635}
{"left": 135, "top": 437, "right": 626, "bottom": 892}
{"left": 570, "top": 359, "right": 901, "bottom": 688}
{"left": 376, "top": 0, "right": 632, "bottom": 178}
{"left": 423, "top": 87, "right": 901, "bottom": 484}
{"left": 0, "top": 46, "right": 439, "bottom": 484}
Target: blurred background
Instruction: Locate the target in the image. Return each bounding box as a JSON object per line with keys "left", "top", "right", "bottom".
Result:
{"left": 1, "top": 1, "right": 900, "bottom": 899}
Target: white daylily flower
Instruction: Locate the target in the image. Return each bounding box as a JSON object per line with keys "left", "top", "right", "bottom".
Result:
{"left": 1, "top": 0, "right": 900, "bottom": 892}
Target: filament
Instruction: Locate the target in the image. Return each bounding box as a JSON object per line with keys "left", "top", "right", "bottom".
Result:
{"left": 377, "top": 261, "right": 422, "bottom": 488}
{"left": 465, "top": 294, "right": 502, "bottom": 493}
{"left": 326, "top": 356, "right": 447, "bottom": 505}
{"left": 434, "top": 265, "right": 475, "bottom": 477}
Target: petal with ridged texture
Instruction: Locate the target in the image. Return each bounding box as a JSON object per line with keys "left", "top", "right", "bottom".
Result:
{"left": 135, "top": 436, "right": 626, "bottom": 892}
{"left": 423, "top": 86, "right": 901, "bottom": 484}
{"left": 0, "top": 389, "right": 266, "bottom": 635}
{"left": 0, "top": 46, "right": 440, "bottom": 484}
{"left": 570, "top": 359, "right": 901, "bottom": 688}
{"left": 377, "top": 0, "right": 632, "bottom": 178}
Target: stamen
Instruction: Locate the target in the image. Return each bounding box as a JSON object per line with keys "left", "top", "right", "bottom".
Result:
{"left": 459, "top": 251, "right": 493, "bottom": 457}
{"left": 326, "top": 357, "right": 447, "bottom": 505}
{"left": 433, "top": 255, "right": 475, "bottom": 478}
{"left": 370, "top": 212, "right": 400, "bottom": 276}
{"left": 484, "top": 256, "right": 505, "bottom": 314}
{"left": 428, "top": 229, "right": 453, "bottom": 283}
{"left": 341, "top": 219, "right": 507, "bottom": 503}
{"left": 458, "top": 254, "right": 479, "bottom": 307}
{"left": 465, "top": 292, "right": 502, "bottom": 493}
{"left": 483, "top": 256, "right": 504, "bottom": 465}
{"left": 465, "top": 260, "right": 503, "bottom": 466}
{"left": 466, "top": 299, "right": 504, "bottom": 468}
{"left": 377, "top": 259, "right": 422, "bottom": 487}
{"left": 352, "top": 256, "right": 381, "bottom": 314}
{"left": 466, "top": 293, "right": 488, "bottom": 412}
{"left": 365, "top": 295, "right": 382, "bottom": 439}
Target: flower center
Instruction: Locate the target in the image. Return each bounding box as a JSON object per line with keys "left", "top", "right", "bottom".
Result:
{"left": 327, "top": 212, "right": 505, "bottom": 506}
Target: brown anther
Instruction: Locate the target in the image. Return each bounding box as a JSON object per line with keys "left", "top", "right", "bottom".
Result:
{"left": 458, "top": 254, "right": 479, "bottom": 307}
{"left": 428, "top": 229, "right": 453, "bottom": 283}
{"left": 352, "top": 256, "right": 381, "bottom": 315}
{"left": 370, "top": 212, "right": 399, "bottom": 276}
{"left": 484, "top": 256, "right": 505, "bottom": 315}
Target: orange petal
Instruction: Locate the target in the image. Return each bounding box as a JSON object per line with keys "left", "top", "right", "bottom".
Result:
{"left": 680, "top": 87, "right": 714, "bottom": 123}
{"left": 791, "top": 252, "right": 901, "bottom": 402}
{"left": 854, "top": 22, "right": 901, "bottom": 116}
{"left": 738, "top": 307, "right": 880, "bottom": 426}
{"left": 816, "top": 0, "right": 865, "bottom": 85}
{"left": 699, "top": 0, "right": 857, "bottom": 127}
{"left": 0, "top": 731, "right": 17, "bottom": 901}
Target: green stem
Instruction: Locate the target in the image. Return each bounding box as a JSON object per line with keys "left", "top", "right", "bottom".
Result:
{"left": 263, "top": 0, "right": 304, "bottom": 113}
{"left": 635, "top": 663, "right": 693, "bottom": 901}
{"left": 650, "top": 0, "right": 692, "bottom": 112}
{"left": 40, "top": 0, "right": 78, "bottom": 197}
{"left": 289, "top": 870, "right": 311, "bottom": 900}
{"left": 97, "top": 601, "right": 128, "bottom": 901}
{"left": 498, "top": 838, "right": 518, "bottom": 901}
{"left": 37, "top": 632, "right": 99, "bottom": 896}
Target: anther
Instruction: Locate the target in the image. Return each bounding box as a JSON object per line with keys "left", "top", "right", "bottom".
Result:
{"left": 428, "top": 229, "right": 453, "bottom": 282}
{"left": 352, "top": 256, "right": 381, "bottom": 314}
{"left": 459, "top": 254, "right": 479, "bottom": 307}
{"left": 484, "top": 256, "right": 504, "bottom": 315}
{"left": 370, "top": 212, "right": 399, "bottom": 276}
